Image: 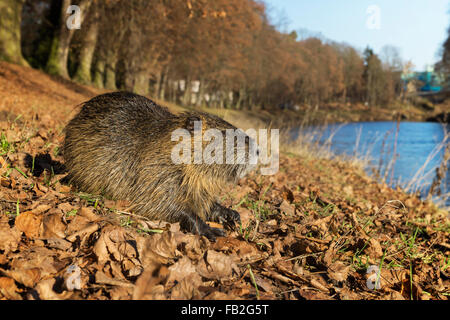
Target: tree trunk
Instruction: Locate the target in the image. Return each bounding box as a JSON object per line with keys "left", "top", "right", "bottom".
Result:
{"left": 154, "top": 70, "right": 162, "bottom": 98}
{"left": 74, "top": 5, "right": 99, "bottom": 84}
{"left": 342, "top": 87, "right": 347, "bottom": 103}
{"left": 45, "top": 0, "right": 90, "bottom": 78}
{"left": 159, "top": 73, "right": 167, "bottom": 100}
{"left": 195, "top": 79, "right": 205, "bottom": 107}
{"left": 182, "top": 77, "right": 192, "bottom": 106}
{"left": 235, "top": 88, "right": 246, "bottom": 110}
{"left": 0, "top": 0, "right": 28, "bottom": 66}
{"left": 104, "top": 47, "right": 119, "bottom": 90}
{"left": 93, "top": 57, "right": 105, "bottom": 88}
{"left": 133, "top": 71, "right": 149, "bottom": 96}
{"left": 158, "top": 67, "right": 170, "bottom": 100}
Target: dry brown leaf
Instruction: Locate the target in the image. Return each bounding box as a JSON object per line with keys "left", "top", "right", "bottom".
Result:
{"left": 211, "top": 237, "right": 261, "bottom": 263}
{"left": 140, "top": 231, "right": 180, "bottom": 266}
{"left": 0, "top": 177, "right": 11, "bottom": 188}
{"left": 93, "top": 226, "right": 130, "bottom": 266}
{"left": 279, "top": 200, "right": 295, "bottom": 216}
{"left": 298, "top": 287, "right": 333, "bottom": 300}
{"left": 109, "top": 286, "right": 133, "bottom": 300}
{"left": 327, "top": 261, "right": 350, "bottom": 282}
{"left": 197, "top": 250, "right": 235, "bottom": 280}
{"left": 181, "top": 234, "right": 209, "bottom": 261}
{"left": 10, "top": 247, "right": 59, "bottom": 278}
{"left": 31, "top": 204, "right": 51, "bottom": 215}
{"left": 32, "top": 278, "right": 72, "bottom": 300}
{"left": 57, "top": 202, "right": 75, "bottom": 214}
{"left": 170, "top": 273, "right": 203, "bottom": 299}
{"left": 0, "top": 217, "right": 22, "bottom": 254}
{"left": 66, "top": 222, "right": 99, "bottom": 243}
{"left": 15, "top": 211, "right": 42, "bottom": 239}
{"left": 0, "top": 156, "right": 8, "bottom": 176}
{"left": 281, "top": 186, "right": 294, "bottom": 203}
{"left": 310, "top": 214, "right": 333, "bottom": 234}
{"left": 66, "top": 214, "right": 91, "bottom": 235}
{"left": 203, "top": 291, "right": 233, "bottom": 300}
{"left": 95, "top": 271, "right": 134, "bottom": 288}
{"left": 122, "top": 258, "right": 143, "bottom": 278}
{"left": 338, "top": 287, "right": 361, "bottom": 300}
{"left": 58, "top": 185, "right": 72, "bottom": 193}
{"left": 367, "top": 238, "right": 384, "bottom": 259}
{"left": 253, "top": 275, "right": 275, "bottom": 293}
{"left": 132, "top": 262, "right": 168, "bottom": 300}
{"left": 41, "top": 212, "right": 66, "bottom": 238}
{"left": 309, "top": 277, "right": 330, "bottom": 292}
{"left": 238, "top": 207, "right": 253, "bottom": 229}
{"left": 381, "top": 290, "right": 406, "bottom": 300}
{"left": 4, "top": 268, "right": 41, "bottom": 288}
{"left": 0, "top": 277, "right": 22, "bottom": 300}
{"left": 167, "top": 256, "right": 197, "bottom": 285}
{"left": 45, "top": 238, "right": 72, "bottom": 252}
{"left": 78, "top": 206, "right": 100, "bottom": 222}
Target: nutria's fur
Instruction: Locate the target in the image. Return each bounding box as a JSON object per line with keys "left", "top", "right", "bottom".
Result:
{"left": 63, "top": 92, "right": 256, "bottom": 240}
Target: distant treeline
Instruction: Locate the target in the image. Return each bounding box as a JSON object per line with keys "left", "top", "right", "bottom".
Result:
{"left": 436, "top": 25, "right": 450, "bottom": 90}
{"left": 1, "top": 0, "right": 407, "bottom": 109}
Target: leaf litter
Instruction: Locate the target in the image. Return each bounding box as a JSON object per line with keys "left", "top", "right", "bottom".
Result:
{"left": 0, "top": 61, "right": 448, "bottom": 300}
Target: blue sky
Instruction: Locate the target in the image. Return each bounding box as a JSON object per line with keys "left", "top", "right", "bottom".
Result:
{"left": 264, "top": 0, "right": 449, "bottom": 71}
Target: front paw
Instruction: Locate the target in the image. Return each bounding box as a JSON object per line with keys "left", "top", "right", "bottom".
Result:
{"left": 211, "top": 206, "right": 241, "bottom": 230}
{"left": 220, "top": 207, "right": 241, "bottom": 226}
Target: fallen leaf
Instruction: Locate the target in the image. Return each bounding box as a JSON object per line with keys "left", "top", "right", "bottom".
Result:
{"left": 140, "top": 232, "right": 181, "bottom": 266}
{"left": 0, "top": 277, "right": 22, "bottom": 300}
{"left": 197, "top": 250, "right": 235, "bottom": 280}
{"left": 0, "top": 217, "right": 22, "bottom": 254}
{"left": 279, "top": 200, "right": 295, "bottom": 216}
{"left": 327, "top": 261, "right": 350, "bottom": 282}
{"left": 132, "top": 263, "right": 168, "bottom": 300}
{"left": 41, "top": 212, "right": 66, "bottom": 238}
{"left": 170, "top": 273, "right": 202, "bottom": 299}
{"left": 15, "top": 211, "right": 42, "bottom": 239}
{"left": 4, "top": 268, "right": 41, "bottom": 288}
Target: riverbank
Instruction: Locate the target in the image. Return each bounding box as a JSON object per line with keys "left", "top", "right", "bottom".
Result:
{"left": 168, "top": 94, "right": 449, "bottom": 130}
{"left": 0, "top": 61, "right": 448, "bottom": 300}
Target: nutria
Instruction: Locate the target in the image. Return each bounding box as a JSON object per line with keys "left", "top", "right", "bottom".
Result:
{"left": 63, "top": 92, "right": 257, "bottom": 240}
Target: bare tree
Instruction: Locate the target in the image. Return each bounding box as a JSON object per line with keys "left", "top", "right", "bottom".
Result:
{"left": 45, "top": 0, "right": 91, "bottom": 78}
{"left": 73, "top": 1, "right": 100, "bottom": 84}
{"left": 0, "top": 0, "right": 29, "bottom": 66}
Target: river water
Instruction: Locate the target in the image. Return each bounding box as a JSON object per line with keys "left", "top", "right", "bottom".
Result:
{"left": 300, "top": 121, "right": 449, "bottom": 207}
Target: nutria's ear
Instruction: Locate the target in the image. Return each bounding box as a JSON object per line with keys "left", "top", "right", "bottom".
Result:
{"left": 185, "top": 115, "right": 202, "bottom": 132}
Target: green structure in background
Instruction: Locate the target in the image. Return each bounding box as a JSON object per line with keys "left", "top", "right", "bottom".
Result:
{"left": 402, "top": 66, "right": 444, "bottom": 93}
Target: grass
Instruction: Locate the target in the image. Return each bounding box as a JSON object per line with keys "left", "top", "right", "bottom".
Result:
{"left": 66, "top": 209, "right": 78, "bottom": 217}
{"left": 247, "top": 264, "right": 260, "bottom": 300}
{"left": 76, "top": 192, "right": 103, "bottom": 208}
{"left": 0, "top": 133, "right": 14, "bottom": 155}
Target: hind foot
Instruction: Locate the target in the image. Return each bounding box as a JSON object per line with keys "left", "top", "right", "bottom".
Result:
{"left": 179, "top": 210, "right": 226, "bottom": 241}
